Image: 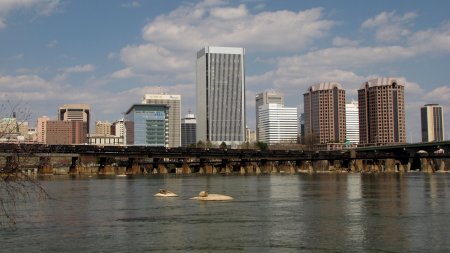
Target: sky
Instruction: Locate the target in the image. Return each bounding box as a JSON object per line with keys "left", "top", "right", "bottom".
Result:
{"left": 1, "top": 0, "right": 450, "bottom": 142}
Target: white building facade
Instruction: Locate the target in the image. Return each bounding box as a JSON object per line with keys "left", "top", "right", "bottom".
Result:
{"left": 345, "top": 101, "right": 359, "bottom": 144}
{"left": 258, "top": 104, "right": 298, "bottom": 144}
{"left": 196, "top": 46, "right": 246, "bottom": 146}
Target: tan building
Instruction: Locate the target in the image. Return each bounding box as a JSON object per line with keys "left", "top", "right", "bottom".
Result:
{"left": 358, "top": 77, "right": 406, "bottom": 145}
{"left": 95, "top": 121, "right": 112, "bottom": 135}
{"left": 304, "top": 82, "right": 346, "bottom": 145}
{"left": 58, "top": 104, "right": 91, "bottom": 133}
{"left": 36, "top": 116, "right": 50, "bottom": 143}
{"left": 142, "top": 94, "right": 180, "bottom": 147}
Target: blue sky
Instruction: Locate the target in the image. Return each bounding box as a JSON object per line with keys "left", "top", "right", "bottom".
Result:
{"left": 1, "top": 0, "right": 450, "bottom": 142}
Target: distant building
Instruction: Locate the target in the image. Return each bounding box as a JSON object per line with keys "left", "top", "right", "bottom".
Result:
{"left": 298, "top": 113, "right": 305, "bottom": 144}
{"left": 304, "top": 82, "right": 346, "bottom": 145}
{"left": 0, "top": 117, "right": 29, "bottom": 142}
{"left": 181, "top": 113, "right": 196, "bottom": 147}
{"left": 142, "top": 94, "right": 181, "bottom": 147}
{"left": 346, "top": 101, "right": 359, "bottom": 144}
{"left": 58, "top": 104, "right": 91, "bottom": 133}
{"left": 245, "top": 126, "right": 256, "bottom": 143}
{"left": 112, "top": 119, "right": 125, "bottom": 138}
{"left": 87, "top": 134, "right": 124, "bottom": 145}
{"left": 421, "top": 104, "right": 444, "bottom": 142}
{"left": 45, "top": 120, "right": 87, "bottom": 145}
{"left": 258, "top": 104, "right": 298, "bottom": 144}
{"left": 95, "top": 121, "right": 112, "bottom": 135}
{"left": 196, "top": 46, "right": 246, "bottom": 147}
{"left": 358, "top": 77, "right": 406, "bottom": 145}
{"left": 125, "top": 104, "right": 169, "bottom": 146}
{"left": 255, "top": 91, "right": 284, "bottom": 140}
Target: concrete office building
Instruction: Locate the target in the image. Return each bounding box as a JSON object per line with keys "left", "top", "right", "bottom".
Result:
{"left": 303, "top": 82, "right": 346, "bottom": 145}
{"left": 255, "top": 91, "right": 284, "bottom": 140}
{"left": 258, "top": 104, "right": 298, "bottom": 144}
{"left": 125, "top": 104, "right": 169, "bottom": 146}
{"left": 196, "top": 46, "right": 246, "bottom": 147}
{"left": 58, "top": 104, "right": 91, "bottom": 133}
{"left": 142, "top": 94, "right": 181, "bottom": 147}
{"left": 346, "top": 101, "right": 359, "bottom": 144}
{"left": 358, "top": 77, "right": 406, "bottom": 145}
{"left": 421, "top": 104, "right": 444, "bottom": 142}
{"left": 181, "top": 113, "right": 196, "bottom": 147}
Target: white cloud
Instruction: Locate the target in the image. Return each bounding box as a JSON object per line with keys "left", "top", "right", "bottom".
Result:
{"left": 362, "top": 11, "right": 417, "bottom": 43}
{"left": 0, "top": 0, "right": 59, "bottom": 29}
{"left": 332, "top": 36, "right": 359, "bottom": 47}
{"left": 142, "top": 5, "right": 334, "bottom": 52}
{"left": 64, "top": 64, "right": 95, "bottom": 73}
{"left": 121, "top": 1, "right": 141, "bottom": 8}
{"left": 46, "top": 39, "right": 59, "bottom": 48}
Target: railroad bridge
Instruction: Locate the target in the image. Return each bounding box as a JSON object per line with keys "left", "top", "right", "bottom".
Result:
{"left": 1, "top": 141, "right": 449, "bottom": 175}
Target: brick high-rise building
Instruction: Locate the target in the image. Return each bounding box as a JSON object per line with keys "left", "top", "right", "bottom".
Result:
{"left": 358, "top": 77, "right": 406, "bottom": 145}
{"left": 303, "top": 82, "right": 346, "bottom": 145}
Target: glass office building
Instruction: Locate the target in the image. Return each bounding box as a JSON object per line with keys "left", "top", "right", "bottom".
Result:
{"left": 125, "top": 104, "right": 169, "bottom": 146}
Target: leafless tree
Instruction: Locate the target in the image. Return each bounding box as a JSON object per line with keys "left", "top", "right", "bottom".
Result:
{"left": 0, "top": 100, "right": 47, "bottom": 226}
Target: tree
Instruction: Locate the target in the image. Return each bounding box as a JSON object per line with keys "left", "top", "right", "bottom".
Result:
{"left": 219, "top": 141, "right": 228, "bottom": 150}
{"left": 0, "top": 101, "right": 46, "bottom": 226}
{"left": 255, "top": 141, "right": 268, "bottom": 151}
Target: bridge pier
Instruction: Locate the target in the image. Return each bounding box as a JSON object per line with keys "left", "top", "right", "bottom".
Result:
{"left": 38, "top": 156, "right": 53, "bottom": 174}
{"left": 98, "top": 157, "right": 115, "bottom": 175}
{"left": 181, "top": 163, "right": 192, "bottom": 174}
{"left": 126, "top": 158, "right": 141, "bottom": 174}
{"left": 68, "top": 157, "right": 79, "bottom": 174}
{"left": 420, "top": 158, "right": 434, "bottom": 172}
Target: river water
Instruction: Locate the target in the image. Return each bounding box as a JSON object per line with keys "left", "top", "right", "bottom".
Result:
{"left": 1, "top": 173, "right": 450, "bottom": 252}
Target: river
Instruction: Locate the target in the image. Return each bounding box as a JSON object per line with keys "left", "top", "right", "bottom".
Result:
{"left": 1, "top": 173, "right": 449, "bottom": 252}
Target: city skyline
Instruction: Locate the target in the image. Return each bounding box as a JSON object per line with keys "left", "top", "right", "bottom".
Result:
{"left": 1, "top": 1, "right": 450, "bottom": 142}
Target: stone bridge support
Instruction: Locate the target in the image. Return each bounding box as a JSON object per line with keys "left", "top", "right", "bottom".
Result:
{"left": 219, "top": 159, "right": 232, "bottom": 174}
{"left": 38, "top": 156, "right": 53, "bottom": 174}
{"left": 69, "top": 157, "right": 79, "bottom": 174}
{"left": 278, "top": 161, "right": 295, "bottom": 174}
{"left": 181, "top": 163, "right": 192, "bottom": 174}
{"left": 126, "top": 158, "right": 141, "bottom": 174}
{"left": 98, "top": 157, "right": 115, "bottom": 175}
{"left": 420, "top": 158, "right": 434, "bottom": 172}
{"left": 259, "top": 160, "right": 275, "bottom": 174}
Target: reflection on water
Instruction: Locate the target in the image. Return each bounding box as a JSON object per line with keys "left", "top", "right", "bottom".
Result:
{"left": 1, "top": 174, "right": 449, "bottom": 252}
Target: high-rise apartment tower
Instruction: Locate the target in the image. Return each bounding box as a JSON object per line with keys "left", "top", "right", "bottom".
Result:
{"left": 303, "top": 82, "right": 346, "bottom": 145}
{"left": 358, "top": 77, "right": 406, "bottom": 145}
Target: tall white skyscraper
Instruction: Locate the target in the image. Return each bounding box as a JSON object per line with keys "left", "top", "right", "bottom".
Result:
{"left": 258, "top": 104, "right": 298, "bottom": 144}
{"left": 142, "top": 94, "right": 181, "bottom": 147}
{"left": 196, "top": 46, "right": 246, "bottom": 146}
{"left": 255, "top": 91, "right": 284, "bottom": 140}
{"left": 346, "top": 101, "right": 359, "bottom": 144}
{"left": 421, "top": 104, "right": 444, "bottom": 142}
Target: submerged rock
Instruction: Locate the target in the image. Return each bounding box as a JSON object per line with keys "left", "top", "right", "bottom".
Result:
{"left": 154, "top": 189, "right": 178, "bottom": 197}
{"left": 190, "top": 191, "right": 233, "bottom": 201}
